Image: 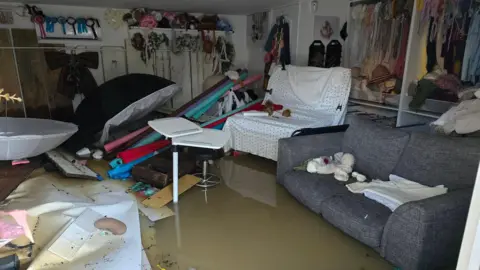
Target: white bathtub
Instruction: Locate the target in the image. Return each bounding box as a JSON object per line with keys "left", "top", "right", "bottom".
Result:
{"left": 0, "top": 117, "right": 78, "bottom": 160}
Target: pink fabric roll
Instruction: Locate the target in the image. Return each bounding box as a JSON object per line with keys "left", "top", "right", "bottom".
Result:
{"left": 104, "top": 126, "right": 151, "bottom": 153}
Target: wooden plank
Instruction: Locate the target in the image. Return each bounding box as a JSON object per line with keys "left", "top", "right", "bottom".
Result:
{"left": 0, "top": 29, "right": 24, "bottom": 117}
{"left": 11, "top": 29, "right": 68, "bottom": 120}
{"left": 141, "top": 174, "right": 200, "bottom": 209}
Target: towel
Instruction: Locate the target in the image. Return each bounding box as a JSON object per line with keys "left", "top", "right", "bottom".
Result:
{"left": 346, "top": 174, "right": 448, "bottom": 211}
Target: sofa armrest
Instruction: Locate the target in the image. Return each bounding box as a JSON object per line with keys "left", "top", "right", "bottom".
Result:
{"left": 381, "top": 188, "right": 473, "bottom": 270}
{"left": 277, "top": 132, "right": 344, "bottom": 185}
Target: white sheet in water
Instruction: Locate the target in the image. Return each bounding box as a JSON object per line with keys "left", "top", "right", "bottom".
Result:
{"left": 0, "top": 175, "right": 143, "bottom": 270}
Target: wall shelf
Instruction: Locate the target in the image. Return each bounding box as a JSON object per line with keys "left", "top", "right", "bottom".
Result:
{"left": 404, "top": 109, "right": 442, "bottom": 119}
{"left": 128, "top": 27, "right": 231, "bottom": 36}
{"left": 349, "top": 98, "right": 399, "bottom": 111}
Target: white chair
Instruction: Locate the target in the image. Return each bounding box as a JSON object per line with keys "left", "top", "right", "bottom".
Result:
{"left": 223, "top": 65, "right": 352, "bottom": 161}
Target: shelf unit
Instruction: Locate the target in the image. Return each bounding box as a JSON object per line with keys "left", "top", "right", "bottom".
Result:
{"left": 128, "top": 27, "right": 232, "bottom": 37}
{"left": 346, "top": 0, "right": 457, "bottom": 127}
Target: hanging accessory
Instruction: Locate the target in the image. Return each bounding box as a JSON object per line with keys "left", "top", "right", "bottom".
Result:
{"left": 131, "top": 33, "right": 147, "bottom": 63}
{"left": 151, "top": 10, "right": 163, "bottom": 22}
{"left": 26, "top": 5, "right": 43, "bottom": 22}
{"left": 122, "top": 13, "right": 136, "bottom": 26}
{"left": 216, "top": 18, "right": 233, "bottom": 32}
{"left": 67, "top": 17, "right": 77, "bottom": 35}
{"left": 34, "top": 15, "right": 46, "bottom": 38}
{"left": 213, "top": 36, "right": 235, "bottom": 74}
{"left": 145, "top": 32, "right": 169, "bottom": 62}
{"left": 140, "top": 14, "right": 157, "bottom": 28}
{"left": 58, "top": 16, "right": 67, "bottom": 34}
{"left": 104, "top": 9, "right": 125, "bottom": 30}
{"left": 340, "top": 22, "right": 348, "bottom": 40}
{"left": 86, "top": 18, "right": 98, "bottom": 39}
{"left": 44, "top": 51, "right": 99, "bottom": 98}
{"left": 0, "top": 10, "right": 13, "bottom": 25}
{"left": 45, "top": 16, "right": 57, "bottom": 33}
{"left": 251, "top": 12, "right": 267, "bottom": 42}
{"left": 320, "top": 20, "right": 334, "bottom": 39}
{"left": 173, "top": 34, "right": 200, "bottom": 54}
{"left": 77, "top": 18, "right": 88, "bottom": 34}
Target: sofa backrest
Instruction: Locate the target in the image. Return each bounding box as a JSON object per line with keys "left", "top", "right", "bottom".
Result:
{"left": 342, "top": 117, "right": 410, "bottom": 180}
{"left": 393, "top": 132, "right": 480, "bottom": 190}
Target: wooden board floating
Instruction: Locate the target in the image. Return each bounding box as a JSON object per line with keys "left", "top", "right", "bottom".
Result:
{"left": 142, "top": 174, "right": 200, "bottom": 209}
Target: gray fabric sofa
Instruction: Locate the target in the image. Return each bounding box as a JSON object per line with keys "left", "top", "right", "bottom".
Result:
{"left": 277, "top": 117, "right": 480, "bottom": 270}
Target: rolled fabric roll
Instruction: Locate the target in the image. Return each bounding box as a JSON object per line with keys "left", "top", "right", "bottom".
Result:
{"left": 242, "top": 111, "right": 269, "bottom": 117}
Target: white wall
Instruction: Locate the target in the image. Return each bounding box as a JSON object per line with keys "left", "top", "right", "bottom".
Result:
{"left": 296, "top": 0, "right": 349, "bottom": 66}
{"left": 246, "top": 12, "right": 270, "bottom": 75}
{"left": 246, "top": 0, "right": 349, "bottom": 72}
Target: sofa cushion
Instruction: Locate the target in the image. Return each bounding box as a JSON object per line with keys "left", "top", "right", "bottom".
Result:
{"left": 283, "top": 170, "right": 349, "bottom": 214}
{"left": 321, "top": 194, "right": 392, "bottom": 248}
{"left": 393, "top": 132, "right": 480, "bottom": 190}
{"left": 342, "top": 117, "right": 410, "bottom": 180}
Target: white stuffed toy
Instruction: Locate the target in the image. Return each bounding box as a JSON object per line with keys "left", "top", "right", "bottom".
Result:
{"left": 306, "top": 152, "right": 355, "bottom": 181}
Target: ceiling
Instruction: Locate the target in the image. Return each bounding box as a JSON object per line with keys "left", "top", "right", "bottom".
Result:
{"left": 3, "top": 0, "right": 295, "bottom": 14}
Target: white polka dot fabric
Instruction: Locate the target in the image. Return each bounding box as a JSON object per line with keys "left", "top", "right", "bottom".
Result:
{"left": 223, "top": 65, "right": 352, "bottom": 161}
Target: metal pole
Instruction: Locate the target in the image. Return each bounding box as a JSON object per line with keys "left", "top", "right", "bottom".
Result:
{"left": 8, "top": 29, "right": 27, "bottom": 118}
{"left": 189, "top": 51, "right": 193, "bottom": 100}
{"left": 172, "top": 144, "right": 179, "bottom": 203}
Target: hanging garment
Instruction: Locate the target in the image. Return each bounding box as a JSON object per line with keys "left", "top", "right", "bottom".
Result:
{"left": 44, "top": 51, "right": 99, "bottom": 99}
{"left": 263, "top": 16, "right": 291, "bottom": 72}
{"left": 426, "top": 17, "right": 438, "bottom": 73}
{"left": 340, "top": 22, "right": 348, "bottom": 40}
{"left": 462, "top": 10, "right": 480, "bottom": 83}
{"left": 393, "top": 19, "right": 410, "bottom": 78}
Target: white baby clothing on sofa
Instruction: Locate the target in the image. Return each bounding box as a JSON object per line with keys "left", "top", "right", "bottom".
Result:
{"left": 346, "top": 174, "right": 448, "bottom": 211}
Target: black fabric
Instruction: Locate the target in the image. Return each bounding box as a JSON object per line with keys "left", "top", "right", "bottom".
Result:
{"left": 44, "top": 51, "right": 99, "bottom": 99}
{"left": 291, "top": 124, "right": 349, "bottom": 137}
{"left": 63, "top": 74, "right": 174, "bottom": 151}
{"left": 410, "top": 79, "right": 459, "bottom": 109}
{"left": 308, "top": 40, "right": 325, "bottom": 67}
{"left": 325, "top": 40, "right": 342, "bottom": 68}
{"left": 280, "top": 18, "right": 291, "bottom": 68}
{"left": 188, "top": 147, "right": 224, "bottom": 161}
{"left": 340, "top": 22, "right": 348, "bottom": 40}
{"left": 426, "top": 17, "right": 437, "bottom": 72}
{"left": 441, "top": 25, "right": 455, "bottom": 73}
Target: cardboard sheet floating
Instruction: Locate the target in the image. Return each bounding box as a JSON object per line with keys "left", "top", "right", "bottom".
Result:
{"left": 142, "top": 175, "right": 199, "bottom": 209}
